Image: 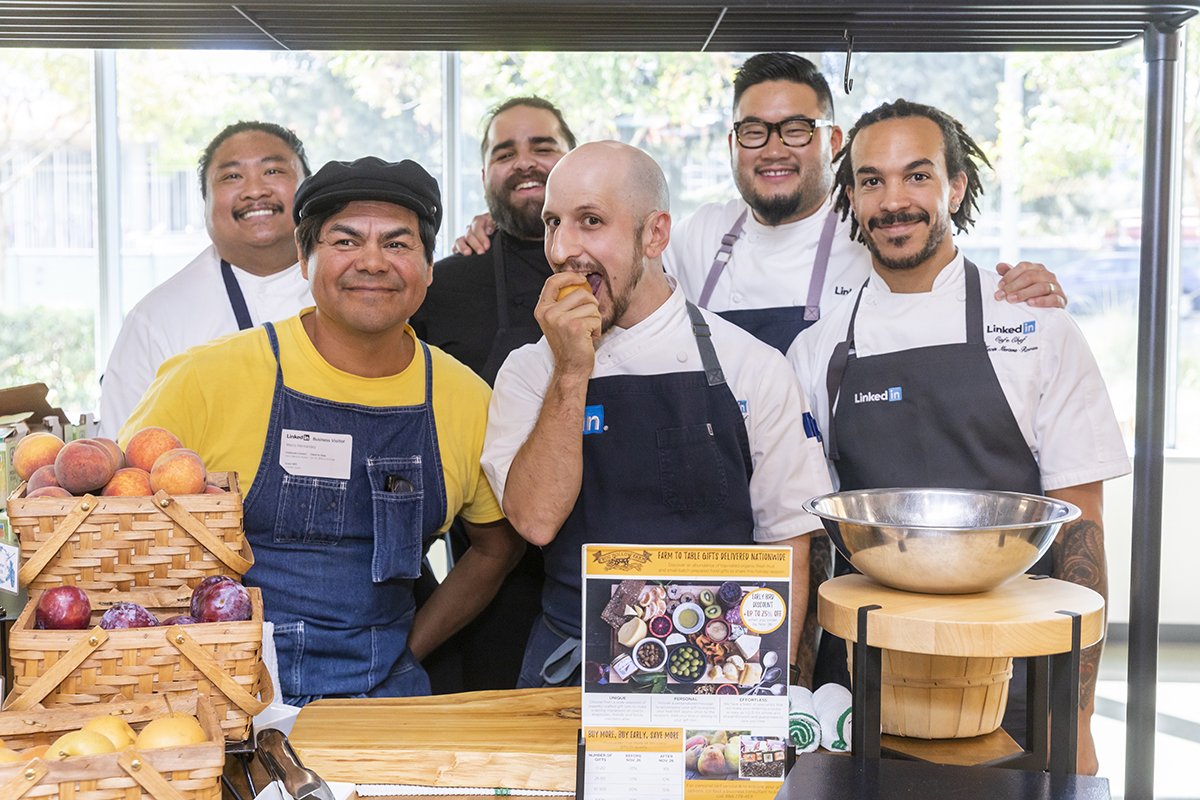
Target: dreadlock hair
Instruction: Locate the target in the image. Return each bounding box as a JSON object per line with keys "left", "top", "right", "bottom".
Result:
{"left": 832, "top": 99, "right": 991, "bottom": 244}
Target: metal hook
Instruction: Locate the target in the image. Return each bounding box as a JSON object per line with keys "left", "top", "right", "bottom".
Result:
{"left": 843, "top": 30, "right": 854, "bottom": 94}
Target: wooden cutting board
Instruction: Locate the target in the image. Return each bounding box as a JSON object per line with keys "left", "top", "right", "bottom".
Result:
{"left": 288, "top": 687, "right": 581, "bottom": 791}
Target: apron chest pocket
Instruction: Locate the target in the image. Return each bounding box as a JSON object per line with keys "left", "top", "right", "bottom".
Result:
{"left": 657, "top": 423, "right": 729, "bottom": 511}
{"left": 367, "top": 457, "right": 426, "bottom": 581}
{"left": 275, "top": 475, "right": 347, "bottom": 545}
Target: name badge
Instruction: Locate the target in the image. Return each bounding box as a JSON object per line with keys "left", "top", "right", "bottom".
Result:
{"left": 280, "top": 428, "right": 353, "bottom": 480}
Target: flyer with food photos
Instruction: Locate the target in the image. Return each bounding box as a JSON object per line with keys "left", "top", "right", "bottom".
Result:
{"left": 581, "top": 544, "right": 791, "bottom": 800}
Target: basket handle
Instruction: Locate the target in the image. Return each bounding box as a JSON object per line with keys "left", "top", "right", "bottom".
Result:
{"left": 152, "top": 491, "right": 254, "bottom": 574}
{"left": 118, "top": 749, "right": 189, "bottom": 800}
{"left": 0, "top": 759, "right": 48, "bottom": 800}
{"left": 4, "top": 627, "right": 109, "bottom": 712}
{"left": 166, "top": 626, "right": 270, "bottom": 716}
{"left": 17, "top": 494, "right": 99, "bottom": 587}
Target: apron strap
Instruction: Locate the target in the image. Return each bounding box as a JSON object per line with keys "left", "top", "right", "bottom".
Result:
{"left": 806, "top": 208, "right": 840, "bottom": 322}
{"left": 824, "top": 279, "right": 870, "bottom": 462}
{"left": 685, "top": 301, "right": 727, "bottom": 387}
{"left": 490, "top": 232, "right": 511, "bottom": 330}
{"left": 697, "top": 210, "right": 748, "bottom": 308}
{"left": 963, "top": 259, "right": 984, "bottom": 344}
{"left": 220, "top": 259, "right": 255, "bottom": 331}
{"left": 539, "top": 615, "right": 583, "bottom": 685}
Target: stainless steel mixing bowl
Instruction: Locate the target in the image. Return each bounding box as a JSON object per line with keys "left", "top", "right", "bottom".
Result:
{"left": 802, "top": 488, "right": 1081, "bottom": 594}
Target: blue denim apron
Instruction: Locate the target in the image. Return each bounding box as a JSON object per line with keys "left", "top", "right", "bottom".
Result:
{"left": 818, "top": 261, "right": 1046, "bottom": 743}
{"left": 518, "top": 302, "right": 756, "bottom": 688}
{"left": 242, "top": 322, "right": 448, "bottom": 705}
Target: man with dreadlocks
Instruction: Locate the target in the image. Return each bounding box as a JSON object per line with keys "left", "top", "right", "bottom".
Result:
{"left": 787, "top": 99, "right": 1130, "bottom": 774}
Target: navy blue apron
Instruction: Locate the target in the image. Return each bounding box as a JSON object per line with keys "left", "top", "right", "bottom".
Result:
{"left": 517, "top": 302, "right": 756, "bottom": 688}
{"left": 696, "top": 208, "right": 838, "bottom": 353}
{"left": 220, "top": 260, "right": 255, "bottom": 331}
{"left": 818, "top": 260, "right": 1046, "bottom": 743}
{"left": 242, "top": 321, "right": 449, "bottom": 706}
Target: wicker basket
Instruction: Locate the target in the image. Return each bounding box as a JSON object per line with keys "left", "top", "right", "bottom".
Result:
{"left": 4, "top": 587, "right": 272, "bottom": 742}
{"left": 5, "top": 472, "right": 252, "bottom": 595}
{"left": 0, "top": 694, "right": 223, "bottom": 800}
{"left": 879, "top": 651, "right": 1013, "bottom": 739}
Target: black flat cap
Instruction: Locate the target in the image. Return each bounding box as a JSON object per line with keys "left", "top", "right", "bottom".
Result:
{"left": 292, "top": 156, "right": 441, "bottom": 232}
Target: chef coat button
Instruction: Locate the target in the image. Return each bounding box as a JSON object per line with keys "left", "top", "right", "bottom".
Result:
{"left": 956, "top": 289, "right": 967, "bottom": 302}
{"left": 731, "top": 292, "right": 744, "bottom": 303}
{"left": 677, "top": 351, "right": 688, "bottom": 362}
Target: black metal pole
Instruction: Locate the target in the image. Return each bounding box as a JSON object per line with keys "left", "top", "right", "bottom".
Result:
{"left": 1126, "top": 21, "right": 1183, "bottom": 800}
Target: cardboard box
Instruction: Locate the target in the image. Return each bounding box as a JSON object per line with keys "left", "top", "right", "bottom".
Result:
{"left": 0, "top": 383, "right": 96, "bottom": 498}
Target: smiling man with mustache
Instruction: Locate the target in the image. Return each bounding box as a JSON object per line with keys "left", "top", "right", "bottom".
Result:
{"left": 787, "top": 100, "right": 1130, "bottom": 774}
{"left": 120, "top": 156, "right": 524, "bottom": 706}
{"left": 481, "top": 141, "right": 833, "bottom": 689}
{"left": 100, "top": 121, "right": 315, "bottom": 437}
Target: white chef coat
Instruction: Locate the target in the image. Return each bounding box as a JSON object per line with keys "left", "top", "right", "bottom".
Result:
{"left": 664, "top": 195, "right": 872, "bottom": 314}
{"left": 787, "top": 252, "right": 1132, "bottom": 492}
{"left": 98, "top": 245, "right": 311, "bottom": 438}
{"left": 482, "top": 278, "right": 832, "bottom": 542}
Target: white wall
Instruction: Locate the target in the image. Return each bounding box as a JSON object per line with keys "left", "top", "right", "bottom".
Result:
{"left": 1104, "top": 455, "right": 1200, "bottom": 626}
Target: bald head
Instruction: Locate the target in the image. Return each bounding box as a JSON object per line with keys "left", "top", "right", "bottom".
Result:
{"left": 547, "top": 141, "right": 669, "bottom": 224}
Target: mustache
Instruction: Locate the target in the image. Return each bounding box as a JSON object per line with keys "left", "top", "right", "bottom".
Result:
{"left": 504, "top": 169, "right": 549, "bottom": 192}
{"left": 233, "top": 202, "right": 285, "bottom": 220}
{"left": 868, "top": 210, "right": 930, "bottom": 231}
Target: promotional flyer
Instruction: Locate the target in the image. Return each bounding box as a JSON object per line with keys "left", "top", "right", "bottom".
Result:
{"left": 581, "top": 544, "right": 792, "bottom": 800}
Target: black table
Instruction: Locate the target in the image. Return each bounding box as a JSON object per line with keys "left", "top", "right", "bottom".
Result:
{"left": 777, "top": 751, "right": 1111, "bottom": 800}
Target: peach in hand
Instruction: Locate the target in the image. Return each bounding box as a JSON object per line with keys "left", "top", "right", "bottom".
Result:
{"left": 13, "top": 432, "right": 64, "bottom": 481}
{"left": 54, "top": 439, "right": 117, "bottom": 494}
{"left": 125, "top": 427, "right": 182, "bottom": 472}
{"left": 150, "top": 449, "right": 207, "bottom": 495}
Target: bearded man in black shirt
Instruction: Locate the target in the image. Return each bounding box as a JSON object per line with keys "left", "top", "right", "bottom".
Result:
{"left": 410, "top": 96, "right": 575, "bottom": 692}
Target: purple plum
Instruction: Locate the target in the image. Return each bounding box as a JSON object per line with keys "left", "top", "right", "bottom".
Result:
{"left": 195, "top": 580, "right": 251, "bottom": 622}
{"left": 190, "top": 575, "right": 235, "bottom": 618}
{"left": 35, "top": 586, "right": 91, "bottom": 630}
{"left": 99, "top": 602, "right": 159, "bottom": 629}
{"left": 161, "top": 615, "right": 200, "bottom": 625}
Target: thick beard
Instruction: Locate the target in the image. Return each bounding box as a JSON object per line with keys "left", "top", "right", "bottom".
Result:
{"left": 485, "top": 174, "right": 547, "bottom": 240}
{"left": 863, "top": 210, "right": 948, "bottom": 272}
{"left": 742, "top": 187, "right": 807, "bottom": 226}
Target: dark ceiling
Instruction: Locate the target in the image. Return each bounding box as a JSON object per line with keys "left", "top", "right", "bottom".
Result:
{"left": 0, "top": 1, "right": 1197, "bottom": 52}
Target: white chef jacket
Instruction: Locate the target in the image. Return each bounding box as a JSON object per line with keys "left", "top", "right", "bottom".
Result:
{"left": 482, "top": 278, "right": 832, "bottom": 542}
{"left": 99, "top": 245, "right": 311, "bottom": 438}
{"left": 664, "top": 195, "right": 873, "bottom": 315}
{"left": 787, "top": 252, "right": 1132, "bottom": 492}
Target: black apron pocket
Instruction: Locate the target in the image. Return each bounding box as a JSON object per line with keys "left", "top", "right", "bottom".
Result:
{"left": 367, "top": 457, "right": 426, "bottom": 581}
{"left": 657, "top": 423, "right": 729, "bottom": 511}
{"left": 274, "top": 475, "right": 347, "bottom": 545}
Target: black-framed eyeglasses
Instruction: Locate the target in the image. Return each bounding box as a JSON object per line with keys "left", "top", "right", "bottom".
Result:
{"left": 733, "top": 116, "right": 834, "bottom": 149}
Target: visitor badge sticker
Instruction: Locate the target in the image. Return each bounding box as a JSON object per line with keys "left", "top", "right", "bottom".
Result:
{"left": 581, "top": 544, "right": 791, "bottom": 800}
{"left": 279, "top": 429, "right": 353, "bottom": 480}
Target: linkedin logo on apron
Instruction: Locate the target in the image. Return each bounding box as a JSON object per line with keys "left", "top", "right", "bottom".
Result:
{"left": 584, "top": 405, "right": 606, "bottom": 434}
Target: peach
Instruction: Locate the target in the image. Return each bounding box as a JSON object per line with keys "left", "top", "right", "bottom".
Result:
{"left": 89, "top": 437, "right": 125, "bottom": 470}
{"left": 204, "top": 484, "right": 226, "bottom": 494}
{"left": 150, "top": 449, "right": 207, "bottom": 495}
{"left": 12, "top": 432, "right": 64, "bottom": 481}
{"left": 27, "top": 486, "right": 72, "bottom": 499}
{"left": 54, "top": 439, "right": 117, "bottom": 494}
{"left": 27, "top": 465, "right": 61, "bottom": 493}
{"left": 125, "top": 427, "right": 182, "bottom": 472}
{"left": 102, "top": 467, "right": 153, "bottom": 497}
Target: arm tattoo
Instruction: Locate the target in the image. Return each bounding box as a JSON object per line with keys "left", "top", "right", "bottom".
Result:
{"left": 1052, "top": 517, "right": 1107, "bottom": 710}
{"left": 794, "top": 533, "right": 833, "bottom": 689}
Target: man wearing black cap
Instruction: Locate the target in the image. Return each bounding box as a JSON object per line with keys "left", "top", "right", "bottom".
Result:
{"left": 120, "top": 156, "right": 524, "bottom": 705}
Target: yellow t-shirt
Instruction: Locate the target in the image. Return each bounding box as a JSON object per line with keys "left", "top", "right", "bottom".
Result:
{"left": 119, "top": 311, "right": 502, "bottom": 530}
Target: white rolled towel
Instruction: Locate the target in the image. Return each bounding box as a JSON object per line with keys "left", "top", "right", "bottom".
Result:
{"left": 813, "top": 682, "right": 853, "bottom": 752}
{"left": 788, "top": 686, "right": 821, "bottom": 753}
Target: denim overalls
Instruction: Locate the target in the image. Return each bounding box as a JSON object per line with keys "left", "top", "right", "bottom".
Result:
{"left": 242, "top": 322, "right": 448, "bottom": 706}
